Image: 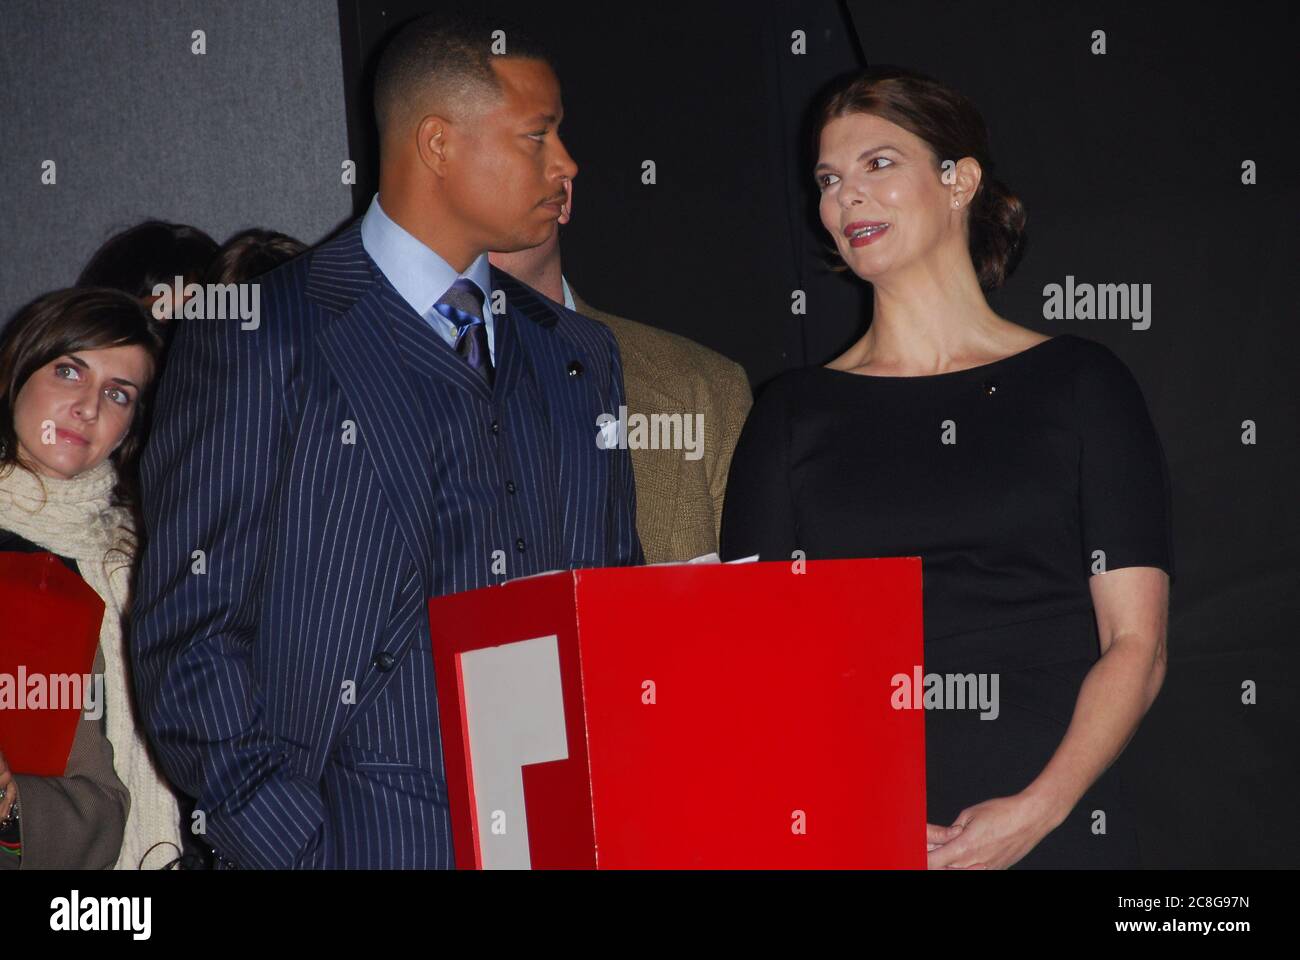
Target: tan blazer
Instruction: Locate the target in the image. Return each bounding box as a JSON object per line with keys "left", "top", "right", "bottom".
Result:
{"left": 572, "top": 290, "right": 752, "bottom": 563}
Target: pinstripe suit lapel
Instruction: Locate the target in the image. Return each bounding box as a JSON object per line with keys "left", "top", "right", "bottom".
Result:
{"left": 493, "top": 270, "right": 616, "bottom": 514}
{"left": 490, "top": 268, "right": 566, "bottom": 409}
{"left": 375, "top": 281, "right": 535, "bottom": 406}
{"left": 315, "top": 288, "right": 439, "bottom": 594}
{"left": 376, "top": 282, "right": 494, "bottom": 401}
{"left": 309, "top": 221, "right": 509, "bottom": 403}
{"left": 309, "top": 223, "right": 441, "bottom": 592}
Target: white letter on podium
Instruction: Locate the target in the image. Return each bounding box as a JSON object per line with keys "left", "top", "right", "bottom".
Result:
{"left": 458, "top": 634, "right": 569, "bottom": 868}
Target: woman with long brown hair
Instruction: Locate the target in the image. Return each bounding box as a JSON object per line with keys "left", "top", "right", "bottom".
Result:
{"left": 0, "top": 288, "right": 182, "bottom": 868}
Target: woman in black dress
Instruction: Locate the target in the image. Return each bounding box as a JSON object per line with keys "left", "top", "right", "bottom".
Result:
{"left": 720, "top": 67, "right": 1173, "bottom": 869}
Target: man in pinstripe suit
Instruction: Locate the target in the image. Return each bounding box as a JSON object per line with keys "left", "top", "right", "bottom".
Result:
{"left": 130, "top": 14, "right": 642, "bottom": 868}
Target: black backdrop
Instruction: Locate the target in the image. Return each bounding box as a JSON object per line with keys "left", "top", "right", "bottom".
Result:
{"left": 338, "top": 0, "right": 1299, "bottom": 867}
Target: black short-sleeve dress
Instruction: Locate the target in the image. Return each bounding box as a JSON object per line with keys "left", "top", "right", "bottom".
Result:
{"left": 719, "top": 334, "right": 1174, "bottom": 868}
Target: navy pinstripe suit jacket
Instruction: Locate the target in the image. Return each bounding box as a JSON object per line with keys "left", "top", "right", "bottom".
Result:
{"left": 130, "top": 220, "right": 642, "bottom": 868}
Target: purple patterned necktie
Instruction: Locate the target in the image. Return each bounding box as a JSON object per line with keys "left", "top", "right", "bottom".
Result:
{"left": 431, "top": 278, "right": 494, "bottom": 388}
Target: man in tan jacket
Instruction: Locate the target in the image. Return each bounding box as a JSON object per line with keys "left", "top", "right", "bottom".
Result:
{"left": 490, "top": 182, "right": 751, "bottom": 563}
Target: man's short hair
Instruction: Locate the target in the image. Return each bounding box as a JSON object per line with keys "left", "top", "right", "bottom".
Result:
{"left": 372, "top": 12, "right": 555, "bottom": 140}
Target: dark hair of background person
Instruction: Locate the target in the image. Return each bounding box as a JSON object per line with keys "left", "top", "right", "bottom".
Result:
{"left": 0, "top": 288, "right": 166, "bottom": 557}
{"left": 371, "top": 10, "right": 556, "bottom": 143}
{"left": 203, "top": 228, "right": 308, "bottom": 285}
{"left": 811, "top": 65, "right": 1027, "bottom": 292}
{"left": 76, "top": 220, "right": 220, "bottom": 301}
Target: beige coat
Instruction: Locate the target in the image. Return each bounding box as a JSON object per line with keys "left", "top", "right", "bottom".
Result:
{"left": 572, "top": 291, "right": 752, "bottom": 563}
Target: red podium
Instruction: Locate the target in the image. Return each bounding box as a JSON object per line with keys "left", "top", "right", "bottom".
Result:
{"left": 428, "top": 558, "right": 925, "bottom": 868}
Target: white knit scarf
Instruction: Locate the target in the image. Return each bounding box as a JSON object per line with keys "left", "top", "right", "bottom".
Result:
{"left": 0, "top": 459, "right": 182, "bottom": 869}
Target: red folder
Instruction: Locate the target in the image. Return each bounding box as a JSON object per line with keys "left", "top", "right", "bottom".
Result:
{"left": 0, "top": 551, "right": 105, "bottom": 776}
{"left": 429, "top": 558, "right": 926, "bottom": 868}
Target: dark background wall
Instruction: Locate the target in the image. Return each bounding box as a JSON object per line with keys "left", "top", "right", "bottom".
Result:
{"left": 341, "top": 0, "right": 1298, "bottom": 867}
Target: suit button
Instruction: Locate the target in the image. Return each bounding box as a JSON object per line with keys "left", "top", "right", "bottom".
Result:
{"left": 505, "top": 480, "right": 516, "bottom": 494}
{"left": 515, "top": 537, "right": 526, "bottom": 552}
{"left": 490, "top": 420, "right": 500, "bottom": 434}
{"left": 566, "top": 360, "right": 584, "bottom": 377}
{"left": 373, "top": 651, "right": 397, "bottom": 672}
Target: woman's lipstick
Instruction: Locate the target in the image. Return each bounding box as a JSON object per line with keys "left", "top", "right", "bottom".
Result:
{"left": 56, "top": 427, "right": 90, "bottom": 446}
{"left": 844, "top": 221, "right": 890, "bottom": 247}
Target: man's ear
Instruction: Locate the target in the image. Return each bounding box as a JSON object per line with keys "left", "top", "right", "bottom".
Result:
{"left": 416, "top": 115, "right": 453, "bottom": 174}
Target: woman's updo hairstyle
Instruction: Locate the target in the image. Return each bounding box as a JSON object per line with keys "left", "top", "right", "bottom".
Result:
{"left": 812, "top": 65, "right": 1027, "bottom": 291}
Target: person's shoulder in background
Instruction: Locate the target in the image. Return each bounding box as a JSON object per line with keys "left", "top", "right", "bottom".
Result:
{"left": 571, "top": 293, "right": 749, "bottom": 406}
{"left": 570, "top": 290, "right": 753, "bottom": 561}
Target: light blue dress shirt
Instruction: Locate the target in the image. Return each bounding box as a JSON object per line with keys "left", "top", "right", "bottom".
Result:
{"left": 359, "top": 193, "right": 495, "bottom": 363}
{"left": 561, "top": 276, "right": 575, "bottom": 311}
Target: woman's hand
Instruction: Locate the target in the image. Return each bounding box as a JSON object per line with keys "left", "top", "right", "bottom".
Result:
{"left": 927, "top": 791, "right": 1064, "bottom": 869}
{"left": 927, "top": 821, "right": 964, "bottom": 852}
{"left": 0, "top": 748, "right": 19, "bottom": 821}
